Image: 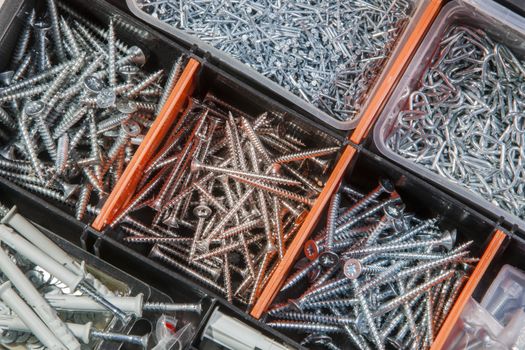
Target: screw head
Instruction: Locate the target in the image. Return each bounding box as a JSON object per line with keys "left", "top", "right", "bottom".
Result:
{"left": 304, "top": 240, "right": 319, "bottom": 260}
{"left": 0, "top": 71, "right": 14, "bottom": 86}
{"left": 303, "top": 334, "right": 332, "bottom": 345}
{"left": 116, "top": 100, "right": 138, "bottom": 114}
{"left": 122, "top": 121, "right": 141, "bottom": 137}
{"left": 126, "top": 46, "right": 147, "bottom": 66}
{"left": 295, "top": 210, "right": 308, "bottom": 226}
{"left": 379, "top": 178, "right": 395, "bottom": 194}
{"left": 118, "top": 64, "right": 140, "bottom": 78}
{"left": 0, "top": 144, "right": 16, "bottom": 160}
{"left": 83, "top": 76, "right": 105, "bottom": 94}
{"left": 343, "top": 259, "right": 362, "bottom": 279}
{"left": 288, "top": 299, "right": 303, "bottom": 312}
{"left": 96, "top": 88, "right": 116, "bottom": 108}
{"left": 61, "top": 183, "right": 80, "bottom": 200}
{"left": 24, "top": 100, "right": 46, "bottom": 117}
{"left": 193, "top": 205, "right": 212, "bottom": 218}
{"left": 383, "top": 204, "right": 402, "bottom": 220}
{"left": 190, "top": 159, "right": 203, "bottom": 173}
{"left": 307, "top": 265, "right": 322, "bottom": 283}
{"left": 387, "top": 337, "right": 404, "bottom": 349}
{"left": 32, "top": 20, "right": 52, "bottom": 31}
{"left": 318, "top": 251, "right": 339, "bottom": 268}
{"left": 440, "top": 229, "right": 457, "bottom": 250}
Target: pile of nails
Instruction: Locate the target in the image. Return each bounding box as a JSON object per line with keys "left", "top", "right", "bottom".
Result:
{"left": 0, "top": 201, "right": 201, "bottom": 350}
{"left": 265, "top": 180, "right": 476, "bottom": 350}
{"left": 117, "top": 94, "right": 342, "bottom": 309}
{"left": 136, "top": 0, "right": 411, "bottom": 122}
{"left": 0, "top": 0, "right": 184, "bottom": 220}
{"left": 386, "top": 25, "right": 525, "bottom": 220}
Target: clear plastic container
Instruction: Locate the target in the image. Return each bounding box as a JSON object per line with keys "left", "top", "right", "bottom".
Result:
{"left": 373, "top": 0, "right": 525, "bottom": 232}
{"left": 443, "top": 297, "right": 504, "bottom": 350}
{"left": 125, "top": 0, "right": 433, "bottom": 130}
{"left": 481, "top": 264, "right": 525, "bottom": 327}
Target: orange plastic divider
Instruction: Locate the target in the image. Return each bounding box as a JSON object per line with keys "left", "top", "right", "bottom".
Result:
{"left": 350, "top": 0, "right": 442, "bottom": 145}
{"left": 92, "top": 58, "right": 201, "bottom": 231}
{"left": 430, "top": 229, "right": 507, "bottom": 350}
{"left": 251, "top": 145, "right": 357, "bottom": 318}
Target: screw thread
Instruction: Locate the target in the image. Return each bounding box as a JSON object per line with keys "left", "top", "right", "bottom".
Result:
{"left": 60, "top": 17, "right": 81, "bottom": 57}
{"left": 267, "top": 321, "right": 341, "bottom": 333}
{"left": 157, "top": 56, "right": 185, "bottom": 114}
{"left": 0, "top": 83, "right": 50, "bottom": 103}
{"left": 53, "top": 105, "right": 88, "bottom": 139}
{"left": 326, "top": 192, "right": 341, "bottom": 251}
{"left": 273, "top": 146, "right": 339, "bottom": 164}
{"left": 107, "top": 19, "right": 117, "bottom": 87}
{"left": 10, "top": 10, "right": 35, "bottom": 67}
{"left": 143, "top": 302, "right": 202, "bottom": 313}
{"left": 126, "top": 70, "right": 164, "bottom": 98}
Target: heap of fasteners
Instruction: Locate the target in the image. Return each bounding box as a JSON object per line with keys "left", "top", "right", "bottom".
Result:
{"left": 136, "top": 0, "right": 411, "bottom": 122}
{"left": 266, "top": 180, "right": 475, "bottom": 350}
{"left": 117, "top": 94, "right": 341, "bottom": 309}
{"left": 0, "top": 0, "right": 185, "bottom": 220}
{"left": 0, "top": 201, "right": 201, "bottom": 350}
{"left": 386, "top": 25, "right": 525, "bottom": 220}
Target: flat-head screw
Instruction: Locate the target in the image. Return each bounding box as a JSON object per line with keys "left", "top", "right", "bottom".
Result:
{"left": 32, "top": 21, "right": 52, "bottom": 72}
{"left": 343, "top": 258, "right": 363, "bottom": 280}
{"left": 116, "top": 46, "right": 146, "bottom": 67}
{"left": 46, "top": 0, "right": 65, "bottom": 62}
{"left": 325, "top": 192, "right": 341, "bottom": 252}
{"left": 107, "top": 18, "right": 117, "bottom": 87}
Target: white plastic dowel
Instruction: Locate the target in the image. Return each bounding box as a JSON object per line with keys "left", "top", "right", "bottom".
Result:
{"left": 202, "top": 308, "right": 291, "bottom": 350}
{"left": 0, "top": 225, "right": 83, "bottom": 290}
{"left": 45, "top": 293, "right": 144, "bottom": 317}
{"left": 0, "top": 281, "right": 67, "bottom": 350}
{"left": 1, "top": 208, "right": 114, "bottom": 297}
{"left": 0, "top": 247, "right": 80, "bottom": 350}
{"left": 1, "top": 206, "right": 77, "bottom": 271}
{"left": 0, "top": 315, "right": 93, "bottom": 344}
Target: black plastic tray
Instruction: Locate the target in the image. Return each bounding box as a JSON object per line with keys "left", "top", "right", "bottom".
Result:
{"left": 270, "top": 146, "right": 500, "bottom": 348}
{"left": 0, "top": 0, "right": 201, "bottom": 224}
{"left": 0, "top": 177, "right": 211, "bottom": 350}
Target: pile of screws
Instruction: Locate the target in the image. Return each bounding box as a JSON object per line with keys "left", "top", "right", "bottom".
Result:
{"left": 0, "top": 201, "right": 201, "bottom": 350}
{"left": 266, "top": 180, "right": 475, "bottom": 350}
{"left": 0, "top": 0, "right": 184, "bottom": 220}
{"left": 136, "top": 0, "right": 411, "bottom": 122}
{"left": 386, "top": 25, "right": 525, "bottom": 220}
{"left": 117, "top": 94, "right": 341, "bottom": 309}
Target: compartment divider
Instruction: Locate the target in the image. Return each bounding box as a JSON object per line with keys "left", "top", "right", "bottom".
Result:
{"left": 93, "top": 58, "right": 202, "bottom": 231}
{"left": 350, "top": 0, "right": 443, "bottom": 145}
{"left": 431, "top": 229, "right": 508, "bottom": 349}
{"left": 251, "top": 144, "right": 358, "bottom": 318}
